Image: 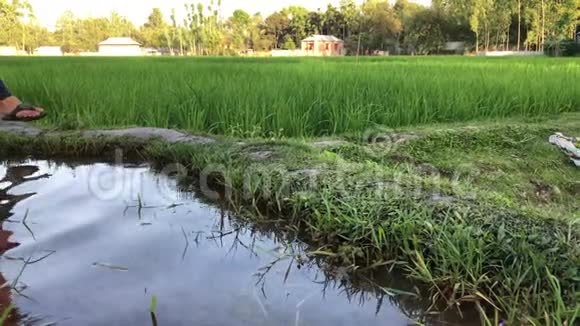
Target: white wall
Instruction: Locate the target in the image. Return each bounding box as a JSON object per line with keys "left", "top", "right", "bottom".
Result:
{"left": 271, "top": 49, "right": 303, "bottom": 57}
{"left": 35, "top": 47, "right": 63, "bottom": 56}
{"left": 98, "top": 45, "right": 142, "bottom": 56}
{"left": 478, "top": 51, "right": 544, "bottom": 57}
{"left": 0, "top": 47, "right": 18, "bottom": 56}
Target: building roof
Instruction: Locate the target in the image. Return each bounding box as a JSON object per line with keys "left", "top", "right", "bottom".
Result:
{"left": 99, "top": 37, "right": 141, "bottom": 46}
{"left": 302, "top": 35, "right": 343, "bottom": 42}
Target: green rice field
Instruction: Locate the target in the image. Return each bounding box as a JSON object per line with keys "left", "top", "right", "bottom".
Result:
{"left": 1, "top": 56, "right": 579, "bottom": 136}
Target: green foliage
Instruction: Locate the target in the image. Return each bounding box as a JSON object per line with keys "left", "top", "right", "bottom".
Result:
{"left": 361, "top": 0, "right": 402, "bottom": 48}
{"left": 53, "top": 10, "right": 141, "bottom": 53}
{"left": 1, "top": 56, "right": 578, "bottom": 137}
{"left": 227, "top": 10, "right": 251, "bottom": 51}
{"left": 282, "top": 35, "right": 296, "bottom": 50}
{"left": 563, "top": 41, "right": 580, "bottom": 56}
{"left": 281, "top": 6, "right": 311, "bottom": 45}
{"left": 264, "top": 12, "right": 289, "bottom": 49}
{"left": 403, "top": 8, "right": 447, "bottom": 54}
{"left": 140, "top": 8, "right": 169, "bottom": 49}
{"left": 0, "top": 0, "right": 56, "bottom": 51}
{"left": 396, "top": 121, "right": 580, "bottom": 216}
{"left": 1, "top": 0, "right": 579, "bottom": 55}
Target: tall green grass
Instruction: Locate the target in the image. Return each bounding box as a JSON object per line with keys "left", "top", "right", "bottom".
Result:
{"left": 1, "top": 56, "right": 578, "bottom": 136}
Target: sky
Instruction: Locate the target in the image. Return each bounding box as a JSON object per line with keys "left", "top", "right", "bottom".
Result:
{"left": 28, "top": 0, "right": 432, "bottom": 30}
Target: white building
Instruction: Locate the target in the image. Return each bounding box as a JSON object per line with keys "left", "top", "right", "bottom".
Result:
{"left": 98, "top": 37, "right": 142, "bottom": 56}
{"left": 0, "top": 46, "right": 17, "bottom": 56}
{"left": 34, "top": 46, "right": 63, "bottom": 56}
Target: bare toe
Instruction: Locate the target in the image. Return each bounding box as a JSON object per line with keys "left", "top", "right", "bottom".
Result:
{"left": 15, "top": 108, "right": 43, "bottom": 118}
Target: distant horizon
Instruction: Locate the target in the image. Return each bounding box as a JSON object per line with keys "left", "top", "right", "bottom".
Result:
{"left": 28, "top": 0, "right": 432, "bottom": 31}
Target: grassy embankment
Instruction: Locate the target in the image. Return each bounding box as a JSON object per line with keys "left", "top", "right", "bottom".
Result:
{"left": 0, "top": 56, "right": 578, "bottom": 324}
{"left": 1, "top": 115, "right": 578, "bottom": 324}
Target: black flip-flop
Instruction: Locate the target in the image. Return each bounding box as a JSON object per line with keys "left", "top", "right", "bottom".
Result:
{"left": 1, "top": 104, "right": 46, "bottom": 122}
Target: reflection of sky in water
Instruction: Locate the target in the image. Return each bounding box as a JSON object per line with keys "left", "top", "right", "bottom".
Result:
{"left": 0, "top": 160, "right": 410, "bottom": 326}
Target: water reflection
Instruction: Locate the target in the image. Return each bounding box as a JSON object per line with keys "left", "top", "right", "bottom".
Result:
{"left": 0, "top": 160, "right": 476, "bottom": 326}
{"left": 0, "top": 164, "right": 52, "bottom": 325}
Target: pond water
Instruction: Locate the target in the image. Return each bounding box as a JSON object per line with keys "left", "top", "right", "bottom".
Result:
{"left": 0, "top": 160, "right": 415, "bottom": 326}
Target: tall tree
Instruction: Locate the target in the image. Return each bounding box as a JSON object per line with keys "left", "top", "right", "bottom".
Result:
{"left": 394, "top": 0, "right": 423, "bottom": 53}
{"left": 405, "top": 7, "right": 447, "bottom": 54}
{"left": 8, "top": 0, "right": 580, "bottom": 56}
{"left": 227, "top": 9, "right": 251, "bottom": 51}
{"left": 339, "top": 0, "right": 361, "bottom": 38}
{"left": 54, "top": 10, "right": 80, "bottom": 52}
{"left": 281, "top": 6, "right": 310, "bottom": 45}
{"left": 322, "top": 4, "right": 345, "bottom": 36}
{"left": 361, "top": 0, "right": 402, "bottom": 51}
{"left": 108, "top": 12, "right": 137, "bottom": 37}
{"left": 264, "top": 12, "right": 289, "bottom": 49}
{"left": 0, "top": 0, "right": 34, "bottom": 49}
{"left": 141, "top": 8, "right": 168, "bottom": 48}
{"left": 247, "top": 13, "right": 273, "bottom": 51}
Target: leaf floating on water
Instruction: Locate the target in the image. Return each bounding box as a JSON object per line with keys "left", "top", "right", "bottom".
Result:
{"left": 22, "top": 209, "right": 36, "bottom": 241}
{"left": 166, "top": 203, "right": 184, "bottom": 209}
{"left": 150, "top": 295, "right": 158, "bottom": 313}
{"left": 92, "top": 262, "right": 129, "bottom": 272}
{"left": 379, "top": 286, "right": 418, "bottom": 298}
{"left": 309, "top": 250, "right": 337, "bottom": 257}
{"left": 283, "top": 257, "right": 294, "bottom": 284}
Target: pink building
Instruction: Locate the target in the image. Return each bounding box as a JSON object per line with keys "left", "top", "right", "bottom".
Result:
{"left": 301, "top": 35, "right": 344, "bottom": 56}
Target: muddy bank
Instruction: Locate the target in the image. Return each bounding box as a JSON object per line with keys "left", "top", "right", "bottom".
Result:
{"left": 0, "top": 121, "right": 215, "bottom": 145}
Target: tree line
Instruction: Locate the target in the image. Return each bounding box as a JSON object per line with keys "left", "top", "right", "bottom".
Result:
{"left": 1, "top": 0, "right": 579, "bottom": 55}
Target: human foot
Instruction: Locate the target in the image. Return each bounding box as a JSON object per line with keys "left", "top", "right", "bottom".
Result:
{"left": 0, "top": 96, "right": 44, "bottom": 121}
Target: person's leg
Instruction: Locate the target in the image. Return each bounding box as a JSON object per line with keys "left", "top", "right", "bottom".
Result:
{"left": 0, "top": 80, "right": 43, "bottom": 120}
{"left": 0, "top": 80, "right": 12, "bottom": 101}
